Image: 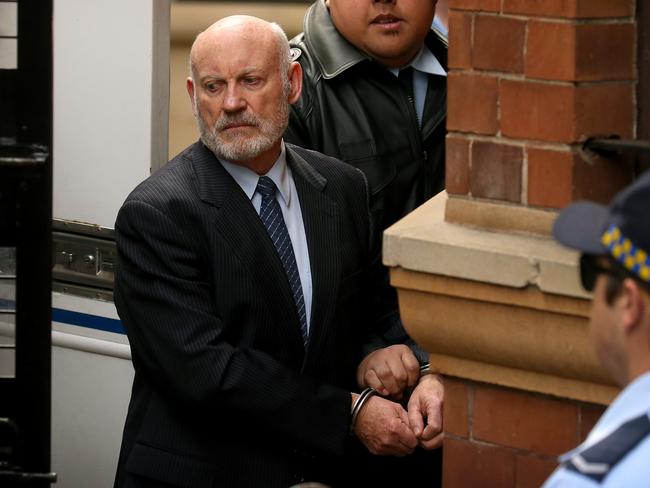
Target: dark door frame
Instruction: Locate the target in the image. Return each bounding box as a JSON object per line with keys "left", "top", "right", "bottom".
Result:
{"left": 0, "top": 0, "right": 54, "bottom": 485}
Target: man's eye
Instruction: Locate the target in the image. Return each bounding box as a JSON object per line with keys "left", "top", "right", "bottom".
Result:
{"left": 244, "top": 77, "right": 261, "bottom": 85}
{"left": 205, "top": 81, "right": 222, "bottom": 91}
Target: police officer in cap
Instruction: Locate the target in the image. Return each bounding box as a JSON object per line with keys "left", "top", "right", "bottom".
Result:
{"left": 545, "top": 171, "right": 650, "bottom": 486}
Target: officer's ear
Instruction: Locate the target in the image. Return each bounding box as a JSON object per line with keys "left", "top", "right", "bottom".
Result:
{"left": 619, "top": 279, "right": 645, "bottom": 336}
{"left": 287, "top": 61, "right": 303, "bottom": 104}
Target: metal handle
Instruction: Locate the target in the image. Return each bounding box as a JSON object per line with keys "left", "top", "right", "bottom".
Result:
{"left": 583, "top": 137, "right": 650, "bottom": 156}
{"left": 0, "top": 469, "right": 57, "bottom": 482}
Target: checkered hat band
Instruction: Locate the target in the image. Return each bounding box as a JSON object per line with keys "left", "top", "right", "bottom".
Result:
{"left": 601, "top": 224, "right": 650, "bottom": 283}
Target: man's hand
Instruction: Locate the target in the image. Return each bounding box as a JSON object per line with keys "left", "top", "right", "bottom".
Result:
{"left": 352, "top": 394, "right": 418, "bottom": 456}
{"left": 357, "top": 345, "right": 420, "bottom": 398}
{"left": 407, "top": 374, "right": 444, "bottom": 449}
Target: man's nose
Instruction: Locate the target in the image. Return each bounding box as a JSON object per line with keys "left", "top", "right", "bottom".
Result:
{"left": 222, "top": 82, "right": 246, "bottom": 112}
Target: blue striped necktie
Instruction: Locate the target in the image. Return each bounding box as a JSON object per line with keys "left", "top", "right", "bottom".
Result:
{"left": 256, "top": 176, "right": 308, "bottom": 346}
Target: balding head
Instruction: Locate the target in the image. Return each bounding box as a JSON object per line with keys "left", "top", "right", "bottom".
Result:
{"left": 190, "top": 16, "right": 290, "bottom": 85}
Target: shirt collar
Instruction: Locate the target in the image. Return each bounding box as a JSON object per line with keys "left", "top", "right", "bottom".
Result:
{"left": 410, "top": 44, "right": 447, "bottom": 77}
{"left": 432, "top": 17, "right": 448, "bottom": 38}
{"left": 389, "top": 44, "right": 447, "bottom": 78}
{"left": 219, "top": 141, "right": 292, "bottom": 206}
{"left": 559, "top": 371, "right": 650, "bottom": 462}
{"left": 587, "top": 371, "right": 650, "bottom": 441}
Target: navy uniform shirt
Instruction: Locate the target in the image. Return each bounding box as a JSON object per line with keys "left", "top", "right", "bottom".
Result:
{"left": 543, "top": 371, "right": 650, "bottom": 487}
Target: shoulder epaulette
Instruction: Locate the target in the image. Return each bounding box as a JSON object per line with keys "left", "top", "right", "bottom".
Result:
{"left": 565, "top": 414, "right": 650, "bottom": 483}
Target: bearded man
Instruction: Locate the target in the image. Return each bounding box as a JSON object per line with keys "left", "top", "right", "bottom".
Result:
{"left": 112, "top": 16, "right": 423, "bottom": 488}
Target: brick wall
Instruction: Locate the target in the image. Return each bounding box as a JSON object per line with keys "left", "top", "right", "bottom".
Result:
{"left": 438, "top": 2, "right": 638, "bottom": 485}
{"left": 442, "top": 378, "right": 606, "bottom": 488}
{"left": 446, "top": 0, "right": 637, "bottom": 209}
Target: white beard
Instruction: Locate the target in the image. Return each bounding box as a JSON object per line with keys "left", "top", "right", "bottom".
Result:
{"left": 196, "top": 101, "right": 289, "bottom": 163}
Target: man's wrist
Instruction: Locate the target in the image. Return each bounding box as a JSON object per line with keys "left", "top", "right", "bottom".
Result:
{"left": 418, "top": 363, "right": 443, "bottom": 385}
{"left": 350, "top": 387, "right": 377, "bottom": 435}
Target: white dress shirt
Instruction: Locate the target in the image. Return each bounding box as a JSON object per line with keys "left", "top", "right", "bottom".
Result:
{"left": 219, "top": 142, "right": 313, "bottom": 331}
{"left": 391, "top": 43, "right": 447, "bottom": 126}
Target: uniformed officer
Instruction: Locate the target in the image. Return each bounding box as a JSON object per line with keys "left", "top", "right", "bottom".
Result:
{"left": 545, "top": 171, "right": 650, "bottom": 486}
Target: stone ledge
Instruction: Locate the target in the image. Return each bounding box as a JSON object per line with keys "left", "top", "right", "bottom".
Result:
{"left": 383, "top": 191, "right": 590, "bottom": 299}
{"left": 392, "top": 268, "right": 617, "bottom": 405}
{"left": 445, "top": 195, "right": 557, "bottom": 236}
{"left": 384, "top": 192, "right": 617, "bottom": 405}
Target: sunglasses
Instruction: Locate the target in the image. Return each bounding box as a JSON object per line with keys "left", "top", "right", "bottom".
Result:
{"left": 579, "top": 254, "right": 625, "bottom": 292}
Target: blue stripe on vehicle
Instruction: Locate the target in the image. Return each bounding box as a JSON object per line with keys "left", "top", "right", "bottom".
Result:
{"left": 0, "top": 298, "right": 15, "bottom": 311}
{"left": 52, "top": 308, "right": 125, "bottom": 334}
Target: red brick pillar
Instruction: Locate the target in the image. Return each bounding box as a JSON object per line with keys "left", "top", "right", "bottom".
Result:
{"left": 446, "top": 0, "right": 636, "bottom": 208}
{"left": 440, "top": 1, "right": 637, "bottom": 486}
{"left": 442, "top": 379, "right": 605, "bottom": 487}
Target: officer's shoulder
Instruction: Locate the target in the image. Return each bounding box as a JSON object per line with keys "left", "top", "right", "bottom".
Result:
{"left": 290, "top": 47, "right": 302, "bottom": 62}
{"left": 288, "top": 33, "right": 321, "bottom": 82}
{"left": 289, "top": 32, "right": 306, "bottom": 61}
{"left": 565, "top": 413, "right": 650, "bottom": 484}
{"left": 290, "top": 35, "right": 318, "bottom": 68}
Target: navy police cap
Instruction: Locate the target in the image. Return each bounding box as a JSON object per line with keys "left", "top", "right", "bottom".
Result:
{"left": 553, "top": 171, "right": 650, "bottom": 285}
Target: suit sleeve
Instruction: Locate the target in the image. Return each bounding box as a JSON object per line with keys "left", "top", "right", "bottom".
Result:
{"left": 355, "top": 170, "right": 429, "bottom": 363}
{"left": 114, "top": 199, "right": 351, "bottom": 455}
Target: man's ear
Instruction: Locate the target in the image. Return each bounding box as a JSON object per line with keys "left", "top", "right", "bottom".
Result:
{"left": 287, "top": 62, "right": 303, "bottom": 104}
{"left": 187, "top": 77, "right": 197, "bottom": 115}
{"left": 620, "top": 279, "right": 645, "bottom": 336}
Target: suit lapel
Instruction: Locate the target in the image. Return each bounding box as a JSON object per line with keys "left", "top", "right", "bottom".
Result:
{"left": 191, "top": 142, "right": 305, "bottom": 357}
{"left": 286, "top": 147, "right": 341, "bottom": 369}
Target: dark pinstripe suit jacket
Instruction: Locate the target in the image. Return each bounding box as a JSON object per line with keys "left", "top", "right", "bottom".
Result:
{"left": 113, "top": 141, "right": 390, "bottom": 488}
